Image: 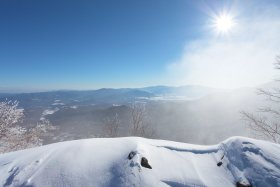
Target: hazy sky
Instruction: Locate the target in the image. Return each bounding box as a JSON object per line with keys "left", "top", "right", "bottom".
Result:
{"left": 1, "top": 0, "right": 280, "bottom": 90}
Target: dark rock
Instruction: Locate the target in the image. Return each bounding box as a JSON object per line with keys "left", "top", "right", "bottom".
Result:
{"left": 217, "top": 161, "right": 223, "bottom": 167}
{"left": 236, "top": 181, "right": 252, "bottom": 187}
{"left": 128, "top": 151, "right": 137, "bottom": 160}
{"left": 141, "top": 157, "right": 152, "bottom": 169}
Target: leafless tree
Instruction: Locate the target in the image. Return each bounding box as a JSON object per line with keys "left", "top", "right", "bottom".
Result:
{"left": 0, "top": 100, "right": 56, "bottom": 153}
{"left": 130, "top": 102, "right": 156, "bottom": 138}
{"left": 241, "top": 111, "right": 280, "bottom": 143}
{"left": 241, "top": 56, "right": 280, "bottom": 143}
{"left": 102, "top": 113, "right": 120, "bottom": 137}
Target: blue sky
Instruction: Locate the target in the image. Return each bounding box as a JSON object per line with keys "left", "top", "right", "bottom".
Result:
{"left": 1, "top": 0, "right": 280, "bottom": 90}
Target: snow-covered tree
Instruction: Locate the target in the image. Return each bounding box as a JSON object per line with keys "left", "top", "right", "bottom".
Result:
{"left": 0, "top": 100, "right": 24, "bottom": 138}
{"left": 0, "top": 100, "right": 56, "bottom": 153}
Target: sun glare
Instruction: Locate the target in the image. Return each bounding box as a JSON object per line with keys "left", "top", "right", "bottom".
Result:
{"left": 214, "top": 14, "right": 235, "bottom": 33}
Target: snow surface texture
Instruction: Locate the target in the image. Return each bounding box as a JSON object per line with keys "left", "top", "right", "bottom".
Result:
{"left": 0, "top": 137, "right": 279, "bottom": 187}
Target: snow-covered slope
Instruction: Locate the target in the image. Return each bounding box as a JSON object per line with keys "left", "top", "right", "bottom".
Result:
{"left": 0, "top": 137, "right": 280, "bottom": 187}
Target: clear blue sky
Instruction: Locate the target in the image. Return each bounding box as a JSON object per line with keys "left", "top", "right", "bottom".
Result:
{"left": 1, "top": 0, "right": 279, "bottom": 90}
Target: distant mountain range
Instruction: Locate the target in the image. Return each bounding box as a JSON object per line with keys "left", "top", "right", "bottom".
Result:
{"left": 0, "top": 83, "right": 277, "bottom": 145}
{"left": 0, "top": 85, "right": 221, "bottom": 108}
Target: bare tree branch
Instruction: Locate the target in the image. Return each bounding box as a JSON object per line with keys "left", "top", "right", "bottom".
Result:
{"left": 257, "top": 88, "right": 280, "bottom": 102}
{"left": 102, "top": 113, "right": 120, "bottom": 137}
{"left": 130, "top": 102, "right": 156, "bottom": 138}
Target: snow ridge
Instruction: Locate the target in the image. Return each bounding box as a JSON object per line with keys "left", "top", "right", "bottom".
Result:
{"left": 0, "top": 137, "right": 279, "bottom": 187}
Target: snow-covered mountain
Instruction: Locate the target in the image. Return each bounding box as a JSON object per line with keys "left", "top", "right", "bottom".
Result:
{"left": 0, "top": 137, "right": 279, "bottom": 187}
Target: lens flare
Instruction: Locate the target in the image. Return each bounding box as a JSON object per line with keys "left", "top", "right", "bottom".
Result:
{"left": 214, "top": 14, "right": 235, "bottom": 33}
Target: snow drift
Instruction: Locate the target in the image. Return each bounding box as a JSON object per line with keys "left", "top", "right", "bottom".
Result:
{"left": 0, "top": 137, "right": 279, "bottom": 187}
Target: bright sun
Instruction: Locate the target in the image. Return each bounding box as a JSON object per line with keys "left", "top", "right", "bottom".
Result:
{"left": 214, "top": 14, "right": 235, "bottom": 33}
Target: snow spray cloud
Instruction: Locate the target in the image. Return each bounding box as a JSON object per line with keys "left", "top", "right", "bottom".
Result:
{"left": 166, "top": 3, "right": 280, "bottom": 89}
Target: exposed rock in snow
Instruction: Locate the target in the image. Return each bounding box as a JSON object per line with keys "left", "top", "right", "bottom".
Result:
{"left": 141, "top": 157, "right": 152, "bottom": 169}
{"left": 0, "top": 137, "right": 279, "bottom": 187}
{"left": 127, "top": 151, "right": 152, "bottom": 169}
{"left": 236, "top": 181, "right": 252, "bottom": 187}
{"left": 128, "top": 151, "right": 137, "bottom": 160}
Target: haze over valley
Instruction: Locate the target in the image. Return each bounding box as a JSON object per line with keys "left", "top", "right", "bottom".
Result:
{"left": 0, "top": 83, "right": 274, "bottom": 145}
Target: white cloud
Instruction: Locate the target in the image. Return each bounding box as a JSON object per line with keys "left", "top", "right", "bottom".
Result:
{"left": 167, "top": 4, "right": 280, "bottom": 89}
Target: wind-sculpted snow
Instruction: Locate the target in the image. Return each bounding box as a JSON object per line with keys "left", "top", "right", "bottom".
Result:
{"left": 0, "top": 137, "right": 279, "bottom": 187}
{"left": 221, "top": 138, "right": 280, "bottom": 187}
